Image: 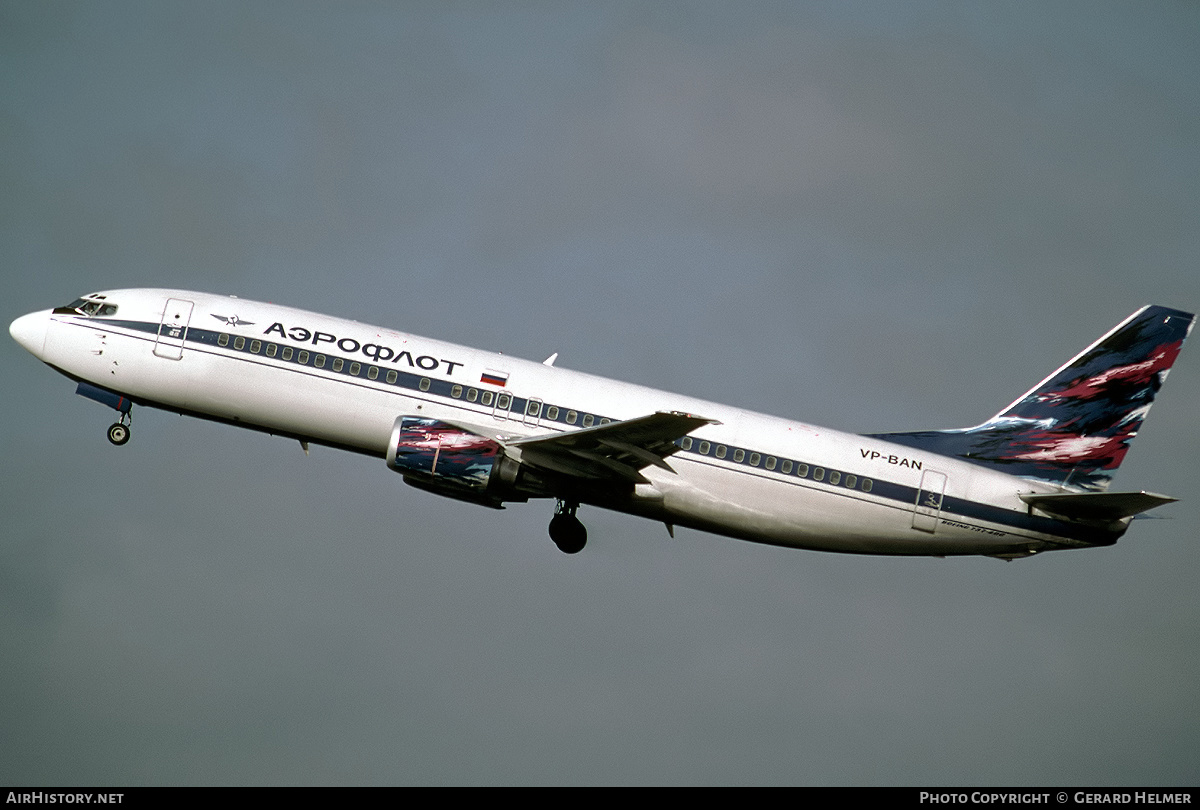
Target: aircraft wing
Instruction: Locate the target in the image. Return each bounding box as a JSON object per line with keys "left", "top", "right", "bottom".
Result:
{"left": 505, "top": 411, "right": 719, "bottom": 483}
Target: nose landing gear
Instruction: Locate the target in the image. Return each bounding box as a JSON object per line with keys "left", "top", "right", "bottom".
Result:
{"left": 549, "top": 500, "right": 587, "bottom": 554}
{"left": 107, "top": 412, "right": 132, "bottom": 446}
{"left": 75, "top": 382, "right": 134, "bottom": 446}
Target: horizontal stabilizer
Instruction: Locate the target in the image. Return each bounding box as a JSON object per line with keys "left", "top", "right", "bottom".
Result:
{"left": 1020, "top": 491, "right": 1177, "bottom": 522}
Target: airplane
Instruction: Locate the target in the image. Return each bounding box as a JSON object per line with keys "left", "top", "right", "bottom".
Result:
{"left": 8, "top": 289, "right": 1194, "bottom": 560}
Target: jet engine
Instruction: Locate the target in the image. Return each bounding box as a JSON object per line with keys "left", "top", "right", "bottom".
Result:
{"left": 386, "top": 416, "right": 531, "bottom": 508}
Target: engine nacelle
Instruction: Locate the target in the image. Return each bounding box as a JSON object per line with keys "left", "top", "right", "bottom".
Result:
{"left": 386, "top": 416, "right": 527, "bottom": 508}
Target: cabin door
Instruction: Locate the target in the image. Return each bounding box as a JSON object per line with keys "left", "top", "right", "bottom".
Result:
{"left": 522, "top": 397, "right": 543, "bottom": 428}
{"left": 153, "top": 298, "right": 194, "bottom": 360}
{"left": 491, "top": 390, "right": 513, "bottom": 421}
{"left": 912, "top": 470, "right": 947, "bottom": 533}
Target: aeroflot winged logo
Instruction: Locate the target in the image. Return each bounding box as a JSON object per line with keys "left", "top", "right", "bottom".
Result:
{"left": 212, "top": 314, "right": 255, "bottom": 328}
{"left": 262, "top": 321, "right": 465, "bottom": 376}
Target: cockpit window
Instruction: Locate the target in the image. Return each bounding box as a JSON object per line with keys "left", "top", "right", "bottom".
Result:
{"left": 80, "top": 301, "right": 117, "bottom": 316}
{"left": 53, "top": 296, "right": 117, "bottom": 317}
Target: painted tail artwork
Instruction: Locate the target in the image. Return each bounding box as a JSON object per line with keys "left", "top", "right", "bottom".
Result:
{"left": 868, "top": 305, "right": 1195, "bottom": 492}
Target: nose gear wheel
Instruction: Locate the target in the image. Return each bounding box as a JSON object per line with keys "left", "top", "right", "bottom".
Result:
{"left": 106, "top": 410, "right": 132, "bottom": 446}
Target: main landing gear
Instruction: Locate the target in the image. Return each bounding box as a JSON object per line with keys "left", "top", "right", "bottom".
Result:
{"left": 107, "top": 412, "right": 131, "bottom": 446}
{"left": 549, "top": 500, "right": 587, "bottom": 554}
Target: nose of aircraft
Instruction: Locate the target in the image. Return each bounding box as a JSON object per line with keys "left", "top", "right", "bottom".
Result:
{"left": 10, "top": 310, "right": 49, "bottom": 357}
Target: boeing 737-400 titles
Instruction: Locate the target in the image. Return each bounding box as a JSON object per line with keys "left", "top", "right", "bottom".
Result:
{"left": 9, "top": 290, "right": 1194, "bottom": 559}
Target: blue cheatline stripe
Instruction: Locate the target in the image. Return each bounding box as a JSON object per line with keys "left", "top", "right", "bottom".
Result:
{"left": 75, "top": 315, "right": 1112, "bottom": 546}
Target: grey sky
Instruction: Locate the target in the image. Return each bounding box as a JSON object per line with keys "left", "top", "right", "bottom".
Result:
{"left": 2, "top": 1, "right": 1198, "bottom": 785}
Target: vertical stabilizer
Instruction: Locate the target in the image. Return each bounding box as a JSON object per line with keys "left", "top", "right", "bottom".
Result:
{"left": 866, "top": 305, "right": 1194, "bottom": 491}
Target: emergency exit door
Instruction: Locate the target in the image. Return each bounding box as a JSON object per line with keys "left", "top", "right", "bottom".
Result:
{"left": 153, "top": 298, "right": 194, "bottom": 360}
{"left": 912, "top": 470, "right": 947, "bottom": 533}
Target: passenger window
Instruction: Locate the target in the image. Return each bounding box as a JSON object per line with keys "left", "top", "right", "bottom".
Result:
{"left": 764, "top": 456, "right": 775, "bottom": 470}
{"left": 781, "top": 460, "right": 792, "bottom": 474}
{"left": 582, "top": 414, "right": 594, "bottom": 427}
{"left": 828, "top": 470, "right": 841, "bottom": 486}
{"left": 266, "top": 344, "right": 277, "bottom": 358}
{"left": 862, "top": 478, "right": 873, "bottom": 493}
{"left": 386, "top": 370, "right": 397, "bottom": 384}
{"left": 681, "top": 437, "right": 693, "bottom": 451}
{"left": 451, "top": 385, "right": 462, "bottom": 398}
{"left": 845, "top": 474, "right": 857, "bottom": 488}
{"left": 467, "top": 388, "right": 478, "bottom": 403}
{"left": 218, "top": 334, "right": 229, "bottom": 347}
{"left": 546, "top": 406, "right": 559, "bottom": 420}
{"left": 600, "top": 418, "right": 611, "bottom": 425}
{"left": 234, "top": 336, "right": 245, "bottom": 350}
{"left": 566, "top": 411, "right": 577, "bottom": 424}
{"left": 250, "top": 340, "right": 261, "bottom": 354}
{"left": 526, "top": 401, "right": 540, "bottom": 417}
{"left": 298, "top": 351, "right": 309, "bottom": 365}
{"left": 349, "top": 362, "right": 360, "bottom": 375}
{"left": 698, "top": 441, "right": 710, "bottom": 455}
{"left": 733, "top": 449, "right": 745, "bottom": 463}
{"left": 813, "top": 467, "right": 825, "bottom": 482}
{"left": 331, "top": 358, "right": 343, "bottom": 372}
{"left": 419, "top": 378, "right": 430, "bottom": 392}
{"left": 715, "top": 445, "right": 727, "bottom": 459}
{"left": 282, "top": 347, "right": 294, "bottom": 361}
{"left": 367, "top": 366, "right": 379, "bottom": 380}
{"left": 314, "top": 354, "right": 326, "bottom": 369}
{"left": 497, "top": 393, "right": 510, "bottom": 409}
{"left": 481, "top": 391, "right": 494, "bottom": 406}
{"left": 749, "top": 453, "right": 761, "bottom": 467}
{"left": 796, "top": 464, "right": 809, "bottom": 478}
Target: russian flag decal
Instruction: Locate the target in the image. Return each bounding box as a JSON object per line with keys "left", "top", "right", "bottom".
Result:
{"left": 481, "top": 369, "right": 509, "bottom": 387}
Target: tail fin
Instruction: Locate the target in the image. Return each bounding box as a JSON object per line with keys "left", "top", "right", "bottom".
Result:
{"left": 866, "top": 305, "right": 1195, "bottom": 491}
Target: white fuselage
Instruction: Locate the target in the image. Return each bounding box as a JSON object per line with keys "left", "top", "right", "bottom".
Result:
{"left": 12, "top": 288, "right": 1112, "bottom": 558}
